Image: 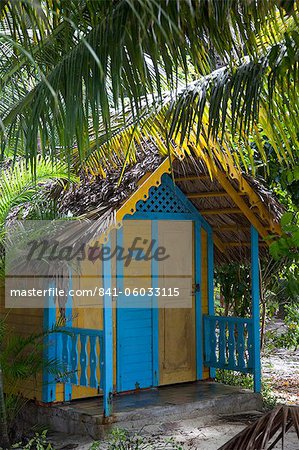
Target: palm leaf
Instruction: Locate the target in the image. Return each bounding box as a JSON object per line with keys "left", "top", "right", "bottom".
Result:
{"left": 219, "top": 405, "right": 299, "bottom": 449}
{"left": 83, "top": 27, "right": 299, "bottom": 179}
{"left": 0, "top": 157, "right": 78, "bottom": 228}
{"left": 0, "top": 0, "right": 294, "bottom": 168}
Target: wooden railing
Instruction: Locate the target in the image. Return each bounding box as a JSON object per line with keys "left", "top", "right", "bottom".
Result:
{"left": 59, "top": 327, "right": 104, "bottom": 390}
{"left": 203, "top": 315, "right": 254, "bottom": 373}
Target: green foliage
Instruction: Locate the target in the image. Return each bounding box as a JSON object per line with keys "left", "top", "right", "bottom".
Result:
{"left": 215, "top": 263, "right": 251, "bottom": 317}
{"left": 270, "top": 212, "right": 299, "bottom": 262}
{"left": 11, "top": 431, "right": 54, "bottom": 450}
{"left": 272, "top": 304, "right": 299, "bottom": 350}
{"left": 89, "top": 428, "right": 182, "bottom": 450}
{"left": 0, "top": 157, "right": 78, "bottom": 281}
{"left": 216, "top": 369, "right": 254, "bottom": 390}
{"left": 0, "top": 1, "right": 298, "bottom": 174}
{"left": 0, "top": 315, "right": 66, "bottom": 444}
{"left": 216, "top": 370, "right": 276, "bottom": 410}
{"left": 0, "top": 157, "right": 77, "bottom": 228}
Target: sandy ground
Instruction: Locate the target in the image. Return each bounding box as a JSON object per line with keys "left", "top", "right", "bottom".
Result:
{"left": 46, "top": 348, "right": 299, "bottom": 449}
{"left": 263, "top": 348, "right": 299, "bottom": 405}
{"left": 48, "top": 415, "right": 299, "bottom": 450}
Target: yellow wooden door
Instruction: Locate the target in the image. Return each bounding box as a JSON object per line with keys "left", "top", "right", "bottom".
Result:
{"left": 158, "top": 221, "right": 196, "bottom": 385}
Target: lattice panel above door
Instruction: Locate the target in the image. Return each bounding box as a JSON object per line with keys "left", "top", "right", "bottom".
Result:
{"left": 135, "top": 176, "right": 194, "bottom": 215}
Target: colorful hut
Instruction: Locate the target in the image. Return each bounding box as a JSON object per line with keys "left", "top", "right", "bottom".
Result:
{"left": 1, "top": 148, "right": 283, "bottom": 419}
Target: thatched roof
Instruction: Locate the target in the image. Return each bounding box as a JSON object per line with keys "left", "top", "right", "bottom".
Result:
{"left": 59, "top": 145, "right": 283, "bottom": 265}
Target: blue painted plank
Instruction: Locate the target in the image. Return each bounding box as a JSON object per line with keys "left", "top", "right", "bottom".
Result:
{"left": 121, "top": 352, "right": 152, "bottom": 364}
{"left": 247, "top": 322, "right": 254, "bottom": 369}
{"left": 228, "top": 321, "right": 236, "bottom": 368}
{"left": 207, "top": 315, "right": 253, "bottom": 324}
{"left": 219, "top": 320, "right": 226, "bottom": 366}
{"left": 117, "top": 300, "right": 153, "bottom": 392}
{"left": 103, "top": 236, "right": 113, "bottom": 417}
{"left": 120, "top": 326, "right": 152, "bottom": 338}
{"left": 203, "top": 316, "right": 211, "bottom": 364}
{"left": 62, "top": 327, "right": 104, "bottom": 337}
{"left": 237, "top": 322, "right": 245, "bottom": 370}
{"left": 210, "top": 318, "right": 217, "bottom": 366}
{"left": 89, "top": 335, "right": 98, "bottom": 389}
{"left": 42, "top": 281, "right": 57, "bottom": 403}
{"left": 80, "top": 334, "right": 88, "bottom": 386}
{"left": 70, "top": 333, "right": 79, "bottom": 385}
{"left": 117, "top": 223, "right": 154, "bottom": 394}
{"left": 119, "top": 335, "right": 153, "bottom": 347}
{"left": 99, "top": 335, "right": 104, "bottom": 390}
{"left": 64, "top": 272, "right": 73, "bottom": 401}
{"left": 61, "top": 333, "right": 70, "bottom": 382}
{"left": 251, "top": 225, "right": 261, "bottom": 393}
{"left": 122, "top": 362, "right": 153, "bottom": 374}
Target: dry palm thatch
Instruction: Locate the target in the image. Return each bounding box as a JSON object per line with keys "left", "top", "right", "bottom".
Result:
{"left": 219, "top": 405, "right": 299, "bottom": 450}
{"left": 58, "top": 146, "right": 284, "bottom": 264}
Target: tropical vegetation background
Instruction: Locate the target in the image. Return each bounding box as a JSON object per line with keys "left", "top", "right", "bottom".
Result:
{"left": 0, "top": 0, "right": 298, "bottom": 448}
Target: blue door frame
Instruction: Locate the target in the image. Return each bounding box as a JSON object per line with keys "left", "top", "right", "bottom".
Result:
{"left": 116, "top": 225, "right": 158, "bottom": 392}
{"left": 116, "top": 174, "right": 214, "bottom": 390}
{"left": 116, "top": 218, "right": 206, "bottom": 390}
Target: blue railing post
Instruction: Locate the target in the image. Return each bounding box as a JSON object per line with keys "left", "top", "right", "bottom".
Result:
{"left": 251, "top": 225, "right": 261, "bottom": 393}
{"left": 103, "top": 236, "right": 113, "bottom": 418}
{"left": 42, "top": 281, "right": 57, "bottom": 403}
{"left": 64, "top": 272, "right": 73, "bottom": 401}
{"left": 203, "top": 315, "right": 254, "bottom": 374}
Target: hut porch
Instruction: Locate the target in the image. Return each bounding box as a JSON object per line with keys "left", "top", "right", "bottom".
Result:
{"left": 25, "top": 381, "right": 263, "bottom": 439}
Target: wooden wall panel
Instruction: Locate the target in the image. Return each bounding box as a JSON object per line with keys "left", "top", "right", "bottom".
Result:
{"left": 158, "top": 221, "right": 196, "bottom": 385}
{"left": 0, "top": 284, "right": 44, "bottom": 401}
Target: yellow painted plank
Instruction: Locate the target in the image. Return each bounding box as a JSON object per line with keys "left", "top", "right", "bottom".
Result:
{"left": 116, "top": 158, "right": 171, "bottom": 223}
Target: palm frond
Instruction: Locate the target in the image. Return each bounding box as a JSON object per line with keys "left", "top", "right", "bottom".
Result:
{"left": 0, "top": 157, "right": 78, "bottom": 228}
{"left": 83, "top": 27, "right": 299, "bottom": 178}
{"left": 0, "top": 0, "right": 294, "bottom": 167}
{"left": 219, "top": 405, "right": 299, "bottom": 450}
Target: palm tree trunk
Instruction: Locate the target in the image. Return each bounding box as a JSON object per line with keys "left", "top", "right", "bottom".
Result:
{"left": 0, "top": 362, "right": 10, "bottom": 449}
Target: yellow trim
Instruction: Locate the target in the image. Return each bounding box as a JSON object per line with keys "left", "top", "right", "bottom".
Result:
{"left": 213, "top": 235, "right": 226, "bottom": 254}
{"left": 210, "top": 167, "right": 269, "bottom": 240}
{"left": 225, "top": 165, "right": 280, "bottom": 235}
{"left": 116, "top": 158, "right": 172, "bottom": 224}
{"left": 224, "top": 242, "right": 268, "bottom": 248}
{"left": 186, "top": 191, "right": 247, "bottom": 199}
{"left": 175, "top": 175, "right": 210, "bottom": 182}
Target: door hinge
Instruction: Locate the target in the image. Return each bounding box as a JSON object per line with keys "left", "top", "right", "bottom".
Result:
{"left": 192, "top": 283, "right": 200, "bottom": 294}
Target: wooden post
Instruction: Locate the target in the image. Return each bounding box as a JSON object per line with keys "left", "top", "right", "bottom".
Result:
{"left": 64, "top": 271, "right": 73, "bottom": 402}
{"left": 42, "top": 282, "right": 57, "bottom": 403}
{"left": 251, "top": 225, "right": 261, "bottom": 393}
{"left": 208, "top": 229, "right": 216, "bottom": 379}
{"left": 103, "top": 236, "right": 113, "bottom": 417}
